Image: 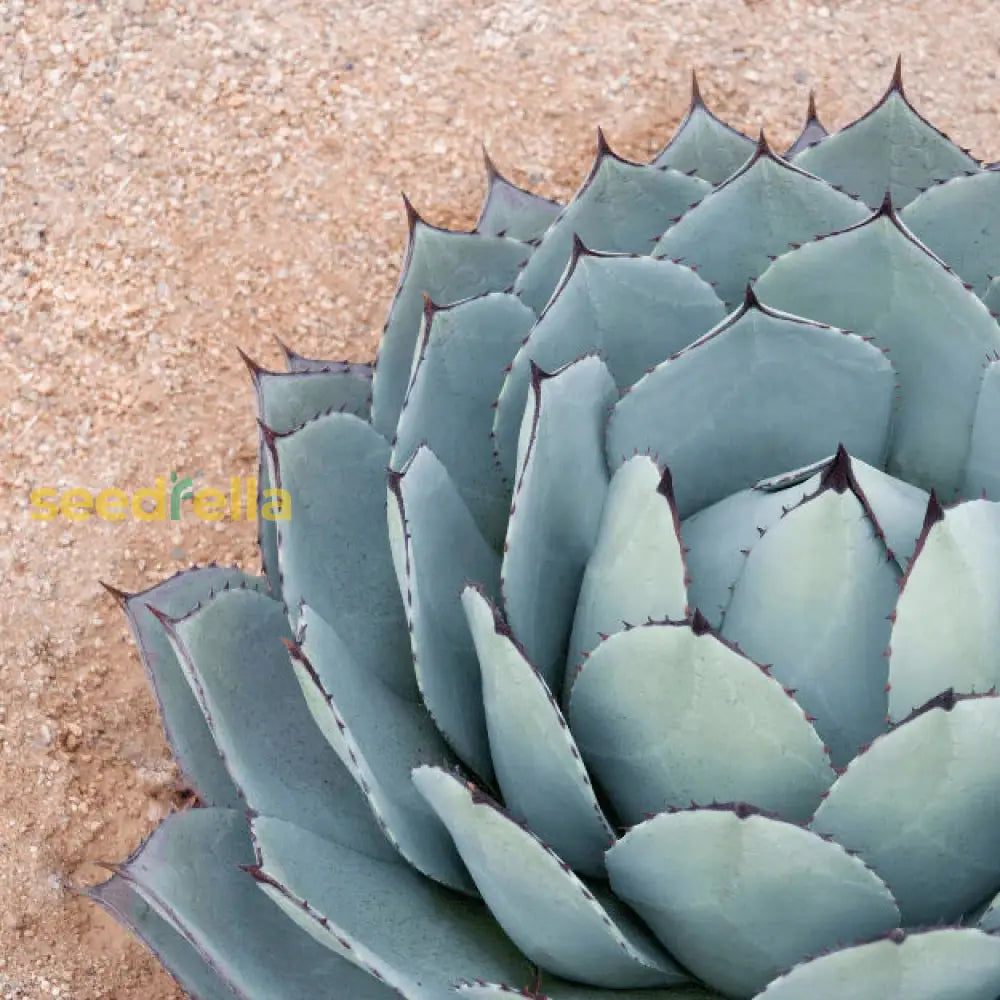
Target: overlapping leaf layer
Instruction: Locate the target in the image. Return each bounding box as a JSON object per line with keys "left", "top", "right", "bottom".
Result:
{"left": 93, "top": 64, "right": 1000, "bottom": 1000}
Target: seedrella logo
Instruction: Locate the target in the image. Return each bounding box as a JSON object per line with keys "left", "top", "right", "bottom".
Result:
{"left": 29, "top": 472, "right": 291, "bottom": 522}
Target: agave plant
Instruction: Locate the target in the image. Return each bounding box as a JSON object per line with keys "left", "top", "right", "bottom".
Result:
{"left": 92, "top": 61, "right": 1000, "bottom": 1000}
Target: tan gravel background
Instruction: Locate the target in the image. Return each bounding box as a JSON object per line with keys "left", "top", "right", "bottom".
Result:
{"left": 2, "top": 0, "right": 999, "bottom": 996}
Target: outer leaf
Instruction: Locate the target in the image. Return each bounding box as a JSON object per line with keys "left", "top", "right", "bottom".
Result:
{"left": 277, "top": 339, "right": 375, "bottom": 376}
{"left": 288, "top": 605, "right": 473, "bottom": 893}
{"left": 161, "top": 587, "right": 391, "bottom": 851}
{"left": 652, "top": 72, "right": 755, "bottom": 184}
{"left": 755, "top": 205, "right": 1000, "bottom": 497}
{"left": 493, "top": 250, "right": 725, "bottom": 479}
{"left": 250, "top": 359, "right": 372, "bottom": 592}
{"left": 111, "top": 567, "right": 266, "bottom": 809}
{"left": 393, "top": 293, "right": 535, "bottom": 548}
{"left": 265, "top": 411, "right": 414, "bottom": 697}
{"left": 568, "top": 622, "right": 834, "bottom": 826}
{"left": 888, "top": 499, "right": 1000, "bottom": 721}
{"left": 476, "top": 150, "right": 563, "bottom": 242}
{"left": 514, "top": 134, "right": 710, "bottom": 312}
{"left": 388, "top": 446, "right": 500, "bottom": 780}
{"left": 756, "top": 928, "right": 1000, "bottom": 1000}
{"left": 654, "top": 135, "right": 869, "bottom": 309}
{"left": 566, "top": 456, "right": 688, "bottom": 698}
{"left": 962, "top": 360, "right": 1000, "bottom": 500}
{"left": 249, "top": 814, "right": 532, "bottom": 1000}
{"left": 88, "top": 874, "right": 239, "bottom": 1000}
{"left": 97, "top": 808, "right": 396, "bottom": 1000}
{"left": 811, "top": 694, "right": 1000, "bottom": 924}
{"left": 784, "top": 92, "right": 828, "bottom": 157}
{"left": 413, "top": 767, "right": 686, "bottom": 990}
{"left": 901, "top": 167, "right": 1000, "bottom": 295}
{"left": 462, "top": 586, "right": 615, "bottom": 877}
{"left": 372, "top": 204, "right": 530, "bottom": 437}
{"left": 793, "top": 64, "right": 980, "bottom": 208}
{"left": 501, "top": 357, "right": 616, "bottom": 691}
{"left": 607, "top": 808, "right": 899, "bottom": 999}
{"left": 721, "top": 449, "right": 899, "bottom": 767}
{"left": 606, "top": 290, "right": 895, "bottom": 518}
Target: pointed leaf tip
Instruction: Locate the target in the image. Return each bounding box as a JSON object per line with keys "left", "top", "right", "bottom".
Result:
{"left": 807, "top": 89, "right": 819, "bottom": 122}
{"left": 656, "top": 465, "right": 675, "bottom": 502}
{"left": 742, "top": 282, "right": 762, "bottom": 310}
{"left": 690, "top": 609, "right": 714, "bottom": 635}
{"left": 819, "top": 444, "right": 856, "bottom": 494}
{"left": 100, "top": 580, "right": 130, "bottom": 607}
{"left": 481, "top": 143, "right": 500, "bottom": 182}
{"left": 401, "top": 191, "right": 422, "bottom": 232}
{"left": 690, "top": 69, "right": 704, "bottom": 107}
{"left": 890, "top": 54, "right": 904, "bottom": 94}
{"left": 921, "top": 489, "right": 945, "bottom": 533}
{"left": 236, "top": 347, "right": 265, "bottom": 379}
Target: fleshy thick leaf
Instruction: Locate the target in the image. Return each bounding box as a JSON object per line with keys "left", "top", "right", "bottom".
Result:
{"left": 962, "top": 360, "right": 1000, "bottom": 500}
{"left": 901, "top": 168, "right": 1000, "bottom": 296}
{"left": 162, "top": 587, "right": 391, "bottom": 851}
{"left": 888, "top": 499, "right": 1000, "bottom": 720}
{"left": 721, "top": 450, "right": 899, "bottom": 767}
{"left": 393, "top": 292, "right": 534, "bottom": 548}
{"left": 606, "top": 293, "right": 894, "bottom": 518}
{"left": 793, "top": 68, "right": 980, "bottom": 208}
{"left": 607, "top": 808, "right": 899, "bottom": 999}
{"left": 462, "top": 586, "right": 614, "bottom": 877}
{"left": 811, "top": 694, "right": 1000, "bottom": 924}
{"left": 566, "top": 456, "right": 688, "bottom": 698}
{"left": 476, "top": 152, "right": 563, "bottom": 242}
{"left": 755, "top": 208, "right": 1000, "bottom": 497}
{"left": 113, "top": 567, "right": 267, "bottom": 808}
{"left": 413, "top": 767, "right": 686, "bottom": 990}
{"left": 493, "top": 251, "right": 724, "bottom": 479}
{"left": 654, "top": 136, "right": 868, "bottom": 309}
{"left": 652, "top": 74, "right": 755, "bottom": 184}
{"left": 289, "top": 605, "right": 473, "bottom": 892}
{"left": 372, "top": 209, "right": 530, "bottom": 437}
{"left": 266, "top": 411, "right": 415, "bottom": 697}
{"left": 96, "top": 808, "right": 396, "bottom": 1000}
{"left": 455, "top": 984, "right": 721, "bottom": 1000}
{"left": 252, "top": 361, "right": 373, "bottom": 591}
{"left": 388, "top": 446, "right": 500, "bottom": 780}
{"left": 250, "top": 814, "right": 532, "bottom": 1000}
{"left": 756, "top": 928, "right": 1000, "bottom": 1000}
{"left": 784, "top": 92, "right": 828, "bottom": 157}
{"left": 568, "top": 622, "right": 834, "bottom": 826}
{"left": 515, "top": 137, "right": 710, "bottom": 313}
{"left": 501, "top": 357, "right": 616, "bottom": 691}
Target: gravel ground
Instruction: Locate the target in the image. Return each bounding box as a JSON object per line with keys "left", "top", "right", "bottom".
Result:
{"left": 2, "top": 0, "right": 999, "bottom": 996}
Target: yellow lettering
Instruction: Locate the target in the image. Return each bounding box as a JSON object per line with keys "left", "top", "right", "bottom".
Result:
{"left": 261, "top": 488, "right": 291, "bottom": 522}
{"left": 133, "top": 478, "right": 167, "bottom": 521}
{"left": 29, "top": 487, "right": 60, "bottom": 521}
{"left": 95, "top": 488, "right": 129, "bottom": 521}
{"left": 193, "top": 487, "right": 226, "bottom": 521}
{"left": 61, "top": 488, "right": 94, "bottom": 521}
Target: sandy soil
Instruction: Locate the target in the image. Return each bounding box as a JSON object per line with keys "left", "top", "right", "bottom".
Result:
{"left": 2, "top": 0, "right": 999, "bottom": 996}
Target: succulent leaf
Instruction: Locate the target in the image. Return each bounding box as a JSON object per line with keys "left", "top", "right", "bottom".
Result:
{"left": 393, "top": 292, "right": 535, "bottom": 548}
{"left": 501, "top": 356, "right": 616, "bottom": 691}
{"left": 983, "top": 275, "right": 1000, "bottom": 315}
{"left": 754, "top": 928, "right": 1000, "bottom": 1000}
{"left": 372, "top": 211, "right": 530, "bottom": 437}
{"left": 566, "top": 455, "right": 688, "bottom": 698}
{"left": 961, "top": 360, "right": 1000, "bottom": 500}
{"left": 93, "top": 809, "right": 397, "bottom": 1000}
{"left": 413, "top": 767, "right": 687, "bottom": 990}
{"left": 888, "top": 499, "right": 1000, "bottom": 720}
{"left": 477, "top": 151, "right": 563, "bottom": 242}
{"left": 251, "top": 362, "right": 372, "bottom": 591}
{"left": 289, "top": 605, "right": 474, "bottom": 892}
{"left": 783, "top": 92, "right": 828, "bottom": 157}
{"left": 514, "top": 137, "right": 711, "bottom": 312}
{"left": 162, "top": 587, "right": 392, "bottom": 850}
{"left": 265, "top": 411, "right": 415, "bottom": 697}
{"left": 792, "top": 63, "right": 981, "bottom": 208}
{"left": 455, "top": 985, "right": 722, "bottom": 1000}
{"left": 249, "top": 813, "right": 533, "bottom": 999}
{"left": 606, "top": 293, "right": 895, "bottom": 517}
{"left": 568, "top": 622, "right": 834, "bottom": 826}
{"left": 652, "top": 73, "right": 755, "bottom": 184}
{"left": 110, "top": 566, "right": 268, "bottom": 808}
{"left": 721, "top": 449, "right": 899, "bottom": 767}
{"left": 654, "top": 135, "right": 869, "bottom": 309}
{"left": 606, "top": 808, "right": 900, "bottom": 999}
{"left": 493, "top": 251, "right": 725, "bottom": 479}
{"left": 755, "top": 204, "right": 1000, "bottom": 496}
{"left": 388, "top": 445, "right": 500, "bottom": 780}
{"left": 811, "top": 695, "right": 1000, "bottom": 924}
{"left": 901, "top": 167, "right": 1000, "bottom": 296}
{"left": 462, "top": 586, "right": 615, "bottom": 876}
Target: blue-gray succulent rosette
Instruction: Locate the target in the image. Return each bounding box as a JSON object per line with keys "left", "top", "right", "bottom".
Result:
{"left": 93, "top": 65, "right": 1000, "bottom": 1000}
